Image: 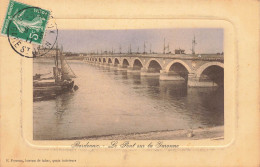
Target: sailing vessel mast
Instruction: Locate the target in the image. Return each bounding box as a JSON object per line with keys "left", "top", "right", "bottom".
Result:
{"left": 191, "top": 36, "right": 197, "bottom": 55}
{"left": 54, "top": 42, "right": 59, "bottom": 83}
{"left": 143, "top": 41, "right": 146, "bottom": 54}
{"left": 163, "top": 38, "right": 169, "bottom": 54}
{"left": 163, "top": 38, "right": 165, "bottom": 54}
{"left": 60, "top": 45, "right": 65, "bottom": 81}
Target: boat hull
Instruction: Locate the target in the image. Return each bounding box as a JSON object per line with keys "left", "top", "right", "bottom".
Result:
{"left": 33, "top": 80, "right": 74, "bottom": 101}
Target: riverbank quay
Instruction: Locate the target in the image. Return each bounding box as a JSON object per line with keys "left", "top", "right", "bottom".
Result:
{"left": 71, "top": 126, "right": 224, "bottom": 140}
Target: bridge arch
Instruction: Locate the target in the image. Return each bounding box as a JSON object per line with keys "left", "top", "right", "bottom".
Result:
{"left": 122, "top": 59, "right": 130, "bottom": 68}
{"left": 102, "top": 58, "right": 106, "bottom": 63}
{"left": 108, "top": 58, "right": 112, "bottom": 64}
{"left": 99, "top": 58, "right": 101, "bottom": 62}
{"left": 196, "top": 62, "right": 224, "bottom": 86}
{"left": 114, "top": 58, "right": 120, "bottom": 66}
{"left": 165, "top": 60, "right": 191, "bottom": 81}
{"left": 165, "top": 60, "right": 192, "bottom": 73}
{"left": 196, "top": 62, "right": 224, "bottom": 78}
{"left": 132, "top": 58, "right": 144, "bottom": 70}
{"left": 146, "top": 59, "right": 163, "bottom": 73}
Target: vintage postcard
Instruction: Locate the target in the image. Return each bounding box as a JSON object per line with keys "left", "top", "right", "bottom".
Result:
{"left": 0, "top": 0, "right": 259, "bottom": 166}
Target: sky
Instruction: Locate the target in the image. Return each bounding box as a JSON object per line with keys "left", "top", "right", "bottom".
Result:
{"left": 56, "top": 28, "right": 223, "bottom": 54}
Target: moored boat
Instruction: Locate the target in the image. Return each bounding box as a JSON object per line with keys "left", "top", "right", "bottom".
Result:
{"left": 33, "top": 44, "right": 76, "bottom": 101}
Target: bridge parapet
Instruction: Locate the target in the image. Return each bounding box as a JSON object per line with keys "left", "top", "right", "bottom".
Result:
{"left": 85, "top": 53, "right": 224, "bottom": 62}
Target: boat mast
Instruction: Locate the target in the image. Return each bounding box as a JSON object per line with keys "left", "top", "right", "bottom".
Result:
{"left": 60, "top": 45, "right": 65, "bottom": 81}
{"left": 163, "top": 38, "right": 165, "bottom": 54}
{"left": 191, "top": 35, "right": 197, "bottom": 55}
{"left": 54, "top": 42, "right": 59, "bottom": 83}
{"left": 143, "top": 41, "right": 146, "bottom": 54}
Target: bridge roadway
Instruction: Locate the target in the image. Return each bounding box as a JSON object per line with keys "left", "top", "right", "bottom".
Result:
{"left": 84, "top": 53, "right": 224, "bottom": 87}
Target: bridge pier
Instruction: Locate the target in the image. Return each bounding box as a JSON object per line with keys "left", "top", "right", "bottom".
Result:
{"left": 116, "top": 65, "right": 127, "bottom": 70}
{"left": 140, "top": 67, "right": 160, "bottom": 76}
{"left": 104, "top": 62, "right": 110, "bottom": 66}
{"left": 110, "top": 64, "right": 119, "bottom": 70}
{"left": 100, "top": 62, "right": 109, "bottom": 67}
{"left": 113, "top": 64, "right": 122, "bottom": 70}
{"left": 187, "top": 74, "right": 218, "bottom": 87}
{"left": 98, "top": 62, "right": 104, "bottom": 66}
{"left": 127, "top": 66, "right": 141, "bottom": 73}
{"left": 159, "top": 70, "right": 185, "bottom": 81}
{"left": 110, "top": 64, "right": 117, "bottom": 69}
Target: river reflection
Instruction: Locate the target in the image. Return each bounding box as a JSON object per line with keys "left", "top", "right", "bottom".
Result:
{"left": 33, "top": 60, "right": 224, "bottom": 140}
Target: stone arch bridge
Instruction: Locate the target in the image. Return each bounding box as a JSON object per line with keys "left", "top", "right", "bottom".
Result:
{"left": 85, "top": 54, "right": 224, "bottom": 87}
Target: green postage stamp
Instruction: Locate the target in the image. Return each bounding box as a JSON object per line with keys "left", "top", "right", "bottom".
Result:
{"left": 1, "top": 0, "right": 50, "bottom": 44}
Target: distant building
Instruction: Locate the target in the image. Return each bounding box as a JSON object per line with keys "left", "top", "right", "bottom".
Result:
{"left": 36, "top": 46, "right": 60, "bottom": 57}
{"left": 175, "top": 49, "right": 185, "bottom": 54}
{"left": 64, "top": 52, "right": 79, "bottom": 57}
{"left": 36, "top": 46, "right": 80, "bottom": 57}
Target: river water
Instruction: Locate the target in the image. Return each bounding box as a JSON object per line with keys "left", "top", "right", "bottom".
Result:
{"left": 33, "top": 59, "right": 224, "bottom": 140}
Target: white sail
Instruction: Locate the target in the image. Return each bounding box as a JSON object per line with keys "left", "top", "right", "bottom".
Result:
{"left": 60, "top": 49, "right": 76, "bottom": 80}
